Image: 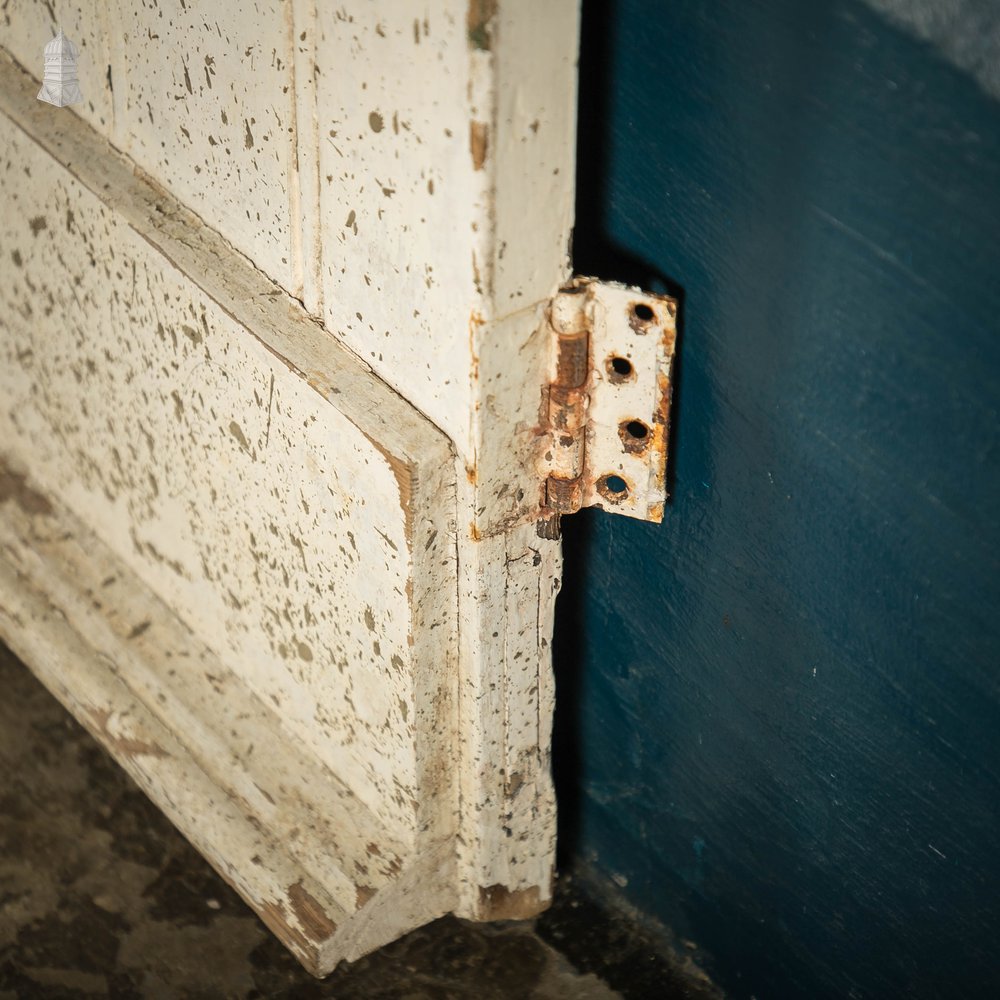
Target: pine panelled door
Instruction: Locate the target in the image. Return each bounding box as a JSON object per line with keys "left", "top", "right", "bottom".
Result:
{"left": 0, "top": 0, "right": 588, "bottom": 976}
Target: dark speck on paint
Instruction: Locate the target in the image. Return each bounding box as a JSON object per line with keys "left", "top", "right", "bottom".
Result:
{"left": 228, "top": 421, "right": 250, "bottom": 450}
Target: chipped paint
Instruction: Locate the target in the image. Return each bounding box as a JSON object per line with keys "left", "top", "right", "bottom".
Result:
{"left": 0, "top": 461, "right": 54, "bottom": 517}
{"left": 470, "top": 120, "right": 489, "bottom": 170}
{"left": 0, "top": 43, "right": 461, "bottom": 974}
{"left": 538, "top": 280, "right": 678, "bottom": 523}
{"left": 287, "top": 881, "right": 339, "bottom": 943}
{"left": 467, "top": 0, "right": 498, "bottom": 51}
{"left": 478, "top": 883, "right": 543, "bottom": 921}
{"left": 85, "top": 707, "right": 170, "bottom": 760}
{"left": 0, "top": 0, "right": 583, "bottom": 969}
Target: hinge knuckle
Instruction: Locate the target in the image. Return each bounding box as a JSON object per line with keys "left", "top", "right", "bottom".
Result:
{"left": 553, "top": 329, "right": 589, "bottom": 389}
{"left": 546, "top": 475, "right": 582, "bottom": 514}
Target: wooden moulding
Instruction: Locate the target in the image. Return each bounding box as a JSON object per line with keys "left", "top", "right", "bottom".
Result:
{"left": 0, "top": 458, "right": 456, "bottom": 974}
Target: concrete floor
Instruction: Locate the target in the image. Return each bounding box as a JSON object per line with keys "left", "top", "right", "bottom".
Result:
{"left": 0, "top": 643, "right": 620, "bottom": 999}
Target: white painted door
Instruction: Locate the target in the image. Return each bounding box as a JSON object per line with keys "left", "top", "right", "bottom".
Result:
{"left": 0, "top": 0, "right": 579, "bottom": 975}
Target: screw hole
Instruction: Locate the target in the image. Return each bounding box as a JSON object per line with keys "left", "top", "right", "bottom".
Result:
{"left": 632, "top": 303, "right": 655, "bottom": 323}
{"left": 625, "top": 420, "right": 648, "bottom": 439}
{"left": 606, "top": 356, "right": 634, "bottom": 383}
{"left": 598, "top": 474, "right": 629, "bottom": 502}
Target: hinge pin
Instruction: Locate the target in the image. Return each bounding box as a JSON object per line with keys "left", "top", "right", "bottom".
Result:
{"left": 545, "top": 305, "right": 589, "bottom": 515}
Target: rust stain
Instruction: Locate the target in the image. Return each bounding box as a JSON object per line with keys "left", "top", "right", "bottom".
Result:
{"left": 467, "top": 0, "right": 498, "bottom": 50}
{"left": 536, "top": 512, "right": 561, "bottom": 540}
{"left": 605, "top": 353, "right": 637, "bottom": 385}
{"left": 470, "top": 120, "right": 488, "bottom": 171}
{"left": 652, "top": 294, "right": 678, "bottom": 519}
{"left": 477, "top": 883, "right": 544, "bottom": 920}
{"left": 468, "top": 308, "right": 483, "bottom": 384}
{"left": 554, "top": 330, "right": 588, "bottom": 389}
{"left": 541, "top": 306, "right": 590, "bottom": 516}
{"left": 287, "top": 881, "right": 338, "bottom": 943}
{"left": 596, "top": 472, "right": 632, "bottom": 506}
{"left": 0, "top": 462, "right": 54, "bottom": 516}
{"left": 619, "top": 418, "right": 652, "bottom": 456}
{"left": 545, "top": 475, "right": 582, "bottom": 514}
{"left": 627, "top": 299, "right": 657, "bottom": 335}
{"left": 85, "top": 708, "right": 169, "bottom": 759}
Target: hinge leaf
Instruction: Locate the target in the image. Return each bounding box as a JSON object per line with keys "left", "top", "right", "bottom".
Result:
{"left": 539, "top": 277, "right": 677, "bottom": 525}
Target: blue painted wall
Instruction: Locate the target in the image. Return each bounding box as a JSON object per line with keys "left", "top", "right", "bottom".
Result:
{"left": 556, "top": 2, "right": 1000, "bottom": 997}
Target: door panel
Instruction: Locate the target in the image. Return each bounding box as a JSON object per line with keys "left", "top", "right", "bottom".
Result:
{"left": 1, "top": 2, "right": 579, "bottom": 458}
{"left": 113, "top": 0, "right": 302, "bottom": 293}
{"left": 0, "top": 54, "right": 457, "bottom": 974}
{"left": 0, "top": 106, "right": 455, "bottom": 835}
{"left": 0, "top": 0, "right": 580, "bottom": 971}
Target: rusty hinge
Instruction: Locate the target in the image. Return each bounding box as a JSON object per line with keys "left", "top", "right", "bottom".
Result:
{"left": 537, "top": 277, "right": 677, "bottom": 538}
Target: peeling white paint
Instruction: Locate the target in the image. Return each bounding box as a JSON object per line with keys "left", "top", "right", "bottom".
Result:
{"left": 0, "top": 0, "right": 581, "bottom": 969}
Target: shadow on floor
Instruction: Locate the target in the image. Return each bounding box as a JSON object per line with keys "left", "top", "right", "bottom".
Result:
{"left": 0, "top": 644, "right": 621, "bottom": 1000}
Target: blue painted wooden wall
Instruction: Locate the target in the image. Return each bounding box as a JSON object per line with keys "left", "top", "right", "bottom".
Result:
{"left": 556, "top": 1, "right": 1000, "bottom": 996}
